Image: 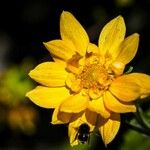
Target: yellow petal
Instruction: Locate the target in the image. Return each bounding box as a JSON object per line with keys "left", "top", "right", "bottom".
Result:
{"left": 68, "top": 113, "right": 84, "bottom": 146}
{"left": 115, "top": 33, "right": 139, "bottom": 65}
{"left": 68, "top": 114, "right": 84, "bottom": 147}
{"left": 60, "top": 11, "right": 89, "bottom": 56}
{"left": 123, "top": 73, "right": 150, "bottom": 97}
{"left": 66, "top": 53, "right": 83, "bottom": 74}
{"left": 51, "top": 107, "right": 72, "bottom": 124}
{"left": 98, "top": 16, "right": 125, "bottom": 59}
{"left": 52, "top": 57, "right": 66, "bottom": 67}
{"left": 109, "top": 75, "right": 141, "bottom": 102}
{"left": 44, "top": 40, "right": 76, "bottom": 60}
{"left": 127, "top": 73, "right": 150, "bottom": 89}
{"left": 70, "top": 79, "right": 82, "bottom": 93}
{"left": 51, "top": 108, "right": 63, "bottom": 124}
{"left": 87, "top": 43, "right": 99, "bottom": 54}
{"left": 69, "top": 110, "right": 96, "bottom": 131}
{"left": 26, "top": 86, "right": 70, "bottom": 108}
{"left": 88, "top": 88, "right": 103, "bottom": 99}
{"left": 88, "top": 97, "right": 110, "bottom": 118}
{"left": 111, "top": 61, "right": 125, "bottom": 76}
{"left": 29, "top": 62, "right": 68, "bottom": 87}
{"left": 65, "top": 73, "right": 76, "bottom": 88}
{"left": 68, "top": 123, "right": 79, "bottom": 146}
{"left": 104, "top": 91, "right": 136, "bottom": 113}
{"left": 59, "top": 93, "right": 89, "bottom": 113}
{"left": 99, "top": 113, "right": 120, "bottom": 145}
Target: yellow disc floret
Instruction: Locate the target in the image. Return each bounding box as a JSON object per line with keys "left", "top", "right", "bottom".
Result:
{"left": 66, "top": 54, "right": 114, "bottom": 99}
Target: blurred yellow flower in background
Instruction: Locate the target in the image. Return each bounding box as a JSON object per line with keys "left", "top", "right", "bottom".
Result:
{"left": 26, "top": 11, "right": 150, "bottom": 146}
{"left": 0, "top": 62, "right": 38, "bottom": 135}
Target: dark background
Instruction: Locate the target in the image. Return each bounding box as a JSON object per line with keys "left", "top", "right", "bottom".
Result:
{"left": 0, "top": 0, "right": 150, "bottom": 149}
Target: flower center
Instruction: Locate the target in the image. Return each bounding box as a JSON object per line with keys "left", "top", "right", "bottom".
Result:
{"left": 66, "top": 55, "right": 114, "bottom": 99}
{"left": 77, "top": 64, "right": 108, "bottom": 89}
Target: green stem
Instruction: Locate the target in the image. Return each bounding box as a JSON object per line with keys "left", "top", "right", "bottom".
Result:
{"left": 126, "top": 102, "right": 150, "bottom": 136}
{"left": 134, "top": 103, "right": 150, "bottom": 131}
{"left": 126, "top": 121, "right": 150, "bottom": 136}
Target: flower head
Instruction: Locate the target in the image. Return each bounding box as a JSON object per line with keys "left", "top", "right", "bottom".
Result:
{"left": 26, "top": 11, "right": 150, "bottom": 146}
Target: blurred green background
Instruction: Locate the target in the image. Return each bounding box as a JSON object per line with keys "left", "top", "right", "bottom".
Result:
{"left": 0, "top": 0, "right": 150, "bottom": 149}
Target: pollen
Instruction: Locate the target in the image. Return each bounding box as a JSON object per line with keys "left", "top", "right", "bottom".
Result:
{"left": 66, "top": 55, "right": 114, "bottom": 99}
{"left": 78, "top": 64, "right": 108, "bottom": 89}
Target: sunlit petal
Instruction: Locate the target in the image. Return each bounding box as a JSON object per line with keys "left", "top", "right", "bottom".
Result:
{"left": 126, "top": 73, "right": 150, "bottom": 90}
{"left": 99, "top": 113, "right": 120, "bottom": 145}
{"left": 68, "top": 123, "right": 79, "bottom": 146}
{"left": 60, "top": 11, "right": 89, "bottom": 56}
{"left": 87, "top": 43, "right": 99, "bottom": 54}
{"left": 59, "top": 93, "right": 89, "bottom": 113}
{"left": 104, "top": 91, "right": 136, "bottom": 113}
{"left": 122, "top": 73, "right": 150, "bottom": 98}
{"left": 110, "top": 75, "right": 141, "bottom": 102}
{"left": 51, "top": 107, "right": 72, "bottom": 124}
{"left": 44, "top": 40, "right": 76, "bottom": 60}
{"left": 114, "top": 33, "right": 139, "bottom": 65}
{"left": 98, "top": 16, "right": 125, "bottom": 60}
{"left": 52, "top": 57, "right": 66, "bottom": 67}
{"left": 26, "top": 86, "right": 70, "bottom": 108}
{"left": 29, "top": 62, "right": 68, "bottom": 87}
{"left": 88, "top": 97, "right": 110, "bottom": 118}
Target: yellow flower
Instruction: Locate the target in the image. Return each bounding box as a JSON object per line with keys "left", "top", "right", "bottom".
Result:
{"left": 26, "top": 11, "right": 150, "bottom": 146}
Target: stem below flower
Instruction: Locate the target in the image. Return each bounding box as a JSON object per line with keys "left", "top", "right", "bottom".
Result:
{"left": 125, "top": 121, "right": 150, "bottom": 136}
{"left": 134, "top": 102, "right": 150, "bottom": 131}
{"left": 125, "top": 102, "right": 150, "bottom": 136}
